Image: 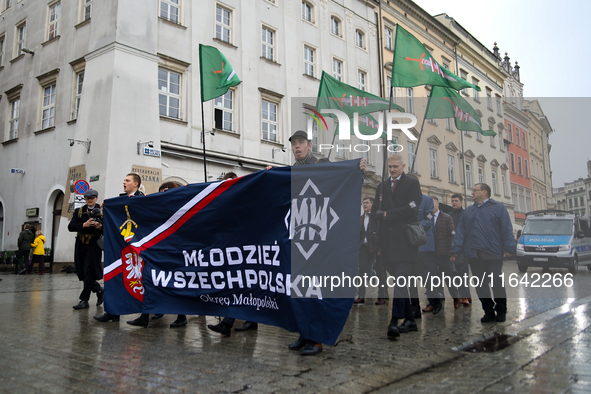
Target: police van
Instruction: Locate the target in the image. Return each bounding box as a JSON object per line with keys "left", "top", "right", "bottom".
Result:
{"left": 516, "top": 210, "right": 591, "bottom": 273}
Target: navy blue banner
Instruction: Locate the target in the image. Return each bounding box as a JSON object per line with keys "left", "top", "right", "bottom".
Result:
{"left": 102, "top": 160, "right": 362, "bottom": 345}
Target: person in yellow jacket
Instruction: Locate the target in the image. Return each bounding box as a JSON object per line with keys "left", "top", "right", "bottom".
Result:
{"left": 29, "top": 230, "right": 46, "bottom": 275}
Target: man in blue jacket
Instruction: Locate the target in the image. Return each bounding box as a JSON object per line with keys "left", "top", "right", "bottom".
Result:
{"left": 450, "top": 183, "right": 515, "bottom": 323}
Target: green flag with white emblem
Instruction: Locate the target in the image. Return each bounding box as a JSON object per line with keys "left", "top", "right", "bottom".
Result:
{"left": 199, "top": 44, "right": 241, "bottom": 102}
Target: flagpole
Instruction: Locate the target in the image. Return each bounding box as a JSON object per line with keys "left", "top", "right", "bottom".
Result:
{"left": 459, "top": 127, "right": 468, "bottom": 205}
{"left": 201, "top": 101, "right": 208, "bottom": 182}
{"left": 409, "top": 88, "right": 434, "bottom": 174}
{"left": 326, "top": 123, "right": 338, "bottom": 160}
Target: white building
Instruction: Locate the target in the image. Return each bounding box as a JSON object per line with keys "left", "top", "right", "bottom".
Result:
{"left": 0, "top": 0, "right": 383, "bottom": 261}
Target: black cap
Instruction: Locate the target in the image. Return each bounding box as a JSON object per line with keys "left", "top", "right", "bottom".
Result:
{"left": 84, "top": 189, "right": 99, "bottom": 198}
{"left": 289, "top": 130, "right": 311, "bottom": 142}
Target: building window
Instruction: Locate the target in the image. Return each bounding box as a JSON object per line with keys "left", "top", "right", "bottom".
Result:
{"left": 478, "top": 166, "right": 484, "bottom": 183}
{"left": 74, "top": 70, "right": 84, "bottom": 119}
{"left": 330, "top": 16, "right": 341, "bottom": 37}
{"left": 4, "top": 0, "right": 12, "bottom": 11}
{"left": 262, "top": 99, "right": 278, "bottom": 142}
{"left": 509, "top": 153, "right": 515, "bottom": 173}
{"left": 261, "top": 27, "right": 274, "bottom": 61}
{"left": 465, "top": 162, "right": 473, "bottom": 189}
{"left": 502, "top": 173, "right": 507, "bottom": 196}
{"left": 476, "top": 131, "right": 482, "bottom": 141}
{"left": 429, "top": 148, "right": 439, "bottom": 178}
{"left": 407, "top": 142, "right": 417, "bottom": 173}
{"left": 507, "top": 123, "right": 513, "bottom": 142}
{"left": 460, "top": 70, "right": 468, "bottom": 96}
{"left": 158, "top": 68, "right": 181, "bottom": 119}
{"left": 41, "top": 84, "right": 57, "bottom": 129}
{"left": 8, "top": 98, "right": 19, "bottom": 140}
{"left": 524, "top": 159, "right": 529, "bottom": 178}
{"left": 302, "top": 1, "right": 313, "bottom": 23}
{"left": 384, "top": 26, "right": 393, "bottom": 50}
{"left": 472, "top": 78, "right": 480, "bottom": 102}
{"left": 214, "top": 89, "right": 234, "bottom": 132}
{"left": 336, "top": 141, "right": 346, "bottom": 159}
{"left": 47, "top": 2, "right": 61, "bottom": 40}
{"left": 358, "top": 70, "right": 366, "bottom": 91}
{"left": 311, "top": 120, "right": 318, "bottom": 152}
{"left": 82, "top": 0, "right": 92, "bottom": 21}
{"left": 406, "top": 88, "right": 414, "bottom": 114}
{"left": 486, "top": 88, "right": 492, "bottom": 110}
{"left": 446, "top": 118, "right": 453, "bottom": 131}
{"left": 355, "top": 29, "right": 365, "bottom": 49}
{"left": 0, "top": 35, "right": 4, "bottom": 67}
{"left": 161, "top": 0, "right": 180, "bottom": 24}
{"left": 522, "top": 131, "right": 527, "bottom": 150}
{"left": 447, "top": 154, "right": 456, "bottom": 183}
{"left": 517, "top": 156, "right": 523, "bottom": 176}
{"left": 492, "top": 171, "right": 498, "bottom": 195}
{"left": 15, "top": 22, "right": 26, "bottom": 57}
{"left": 515, "top": 127, "right": 521, "bottom": 146}
{"left": 333, "top": 59, "right": 342, "bottom": 81}
{"left": 304, "top": 46, "right": 315, "bottom": 77}
{"left": 496, "top": 95, "right": 502, "bottom": 116}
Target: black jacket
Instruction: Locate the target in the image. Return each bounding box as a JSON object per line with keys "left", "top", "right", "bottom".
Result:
{"left": 370, "top": 172, "right": 423, "bottom": 262}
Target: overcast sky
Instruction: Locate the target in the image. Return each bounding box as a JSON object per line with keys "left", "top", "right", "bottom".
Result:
{"left": 413, "top": 0, "right": 591, "bottom": 187}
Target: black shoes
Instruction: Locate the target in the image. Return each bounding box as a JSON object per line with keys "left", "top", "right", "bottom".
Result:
{"left": 397, "top": 319, "right": 418, "bottom": 333}
{"left": 152, "top": 314, "right": 164, "bottom": 320}
{"left": 387, "top": 320, "right": 400, "bottom": 338}
{"left": 127, "top": 314, "right": 149, "bottom": 328}
{"left": 94, "top": 313, "right": 120, "bottom": 322}
{"left": 481, "top": 313, "right": 496, "bottom": 323}
{"left": 495, "top": 312, "right": 506, "bottom": 322}
{"left": 96, "top": 289, "right": 104, "bottom": 306}
{"left": 208, "top": 321, "right": 232, "bottom": 336}
{"left": 73, "top": 300, "right": 89, "bottom": 310}
{"left": 170, "top": 315, "right": 187, "bottom": 328}
{"left": 432, "top": 303, "right": 443, "bottom": 315}
{"left": 288, "top": 336, "right": 308, "bottom": 350}
{"left": 234, "top": 321, "right": 258, "bottom": 332}
{"left": 300, "top": 342, "right": 322, "bottom": 356}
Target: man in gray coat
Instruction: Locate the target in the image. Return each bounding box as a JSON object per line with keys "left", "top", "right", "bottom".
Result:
{"left": 16, "top": 224, "right": 35, "bottom": 274}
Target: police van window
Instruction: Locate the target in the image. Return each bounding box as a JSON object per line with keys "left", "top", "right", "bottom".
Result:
{"left": 523, "top": 219, "right": 573, "bottom": 236}
{"left": 579, "top": 218, "right": 591, "bottom": 237}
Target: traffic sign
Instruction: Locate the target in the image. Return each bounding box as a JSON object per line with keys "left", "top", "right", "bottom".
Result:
{"left": 74, "top": 180, "right": 90, "bottom": 195}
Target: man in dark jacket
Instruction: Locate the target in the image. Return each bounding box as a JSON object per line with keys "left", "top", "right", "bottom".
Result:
{"left": 69, "top": 189, "right": 104, "bottom": 309}
{"left": 16, "top": 224, "right": 35, "bottom": 274}
{"left": 431, "top": 196, "right": 460, "bottom": 310}
{"left": 371, "top": 153, "right": 422, "bottom": 338}
{"left": 451, "top": 183, "right": 516, "bottom": 323}
{"left": 449, "top": 193, "right": 470, "bottom": 306}
{"left": 354, "top": 196, "right": 376, "bottom": 304}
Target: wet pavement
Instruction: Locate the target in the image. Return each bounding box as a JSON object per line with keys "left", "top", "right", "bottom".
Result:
{"left": 2, "top": 261, "right": 591, "bottom": 393}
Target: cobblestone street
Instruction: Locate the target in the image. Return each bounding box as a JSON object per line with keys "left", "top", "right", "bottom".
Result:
{"left": 2, "top": 262, "right": 591, "bottom": 393}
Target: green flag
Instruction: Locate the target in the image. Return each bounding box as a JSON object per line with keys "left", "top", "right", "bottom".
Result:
{"left": 426, "top": 86, "right": 495, "bottom": 136}
{"left": 316, "top": 71, "right": 404, "bottom": 117}
{"left": 392, "top": 25, "right": 480, "bottom": 92}
{"left": 199, "top": 44, "right": 241, "bottom": 102}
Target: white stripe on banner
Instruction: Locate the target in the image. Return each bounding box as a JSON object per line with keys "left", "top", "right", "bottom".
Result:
{"left": 226, "top": 70, "right": 236, "bottom": 82}
{"left": 131, "top": 181, "right": 223, "bottom": 249}
{"left": 105, "top": 258, "right": 122, "bottom": 274}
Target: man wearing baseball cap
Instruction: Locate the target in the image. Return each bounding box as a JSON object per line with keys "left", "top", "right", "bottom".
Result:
{"left": 68, "top": 189, "right": 105, "bottom": 310}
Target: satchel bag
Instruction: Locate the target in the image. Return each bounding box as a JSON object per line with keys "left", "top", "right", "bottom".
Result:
{"left": 404, "top": 222, "right": 427, "bottom": 247}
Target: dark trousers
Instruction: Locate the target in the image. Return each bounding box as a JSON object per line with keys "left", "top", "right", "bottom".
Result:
{"left": 455, "top": 255, "right": 472, "bottom": 299}
{"left": 15, "top": 249, "right": 29, "bottom": 272}
{"left": 79, "top": 257, "right": 102, "bottom": 302}
{"left": 469, "top": 258, "right": 506, "bottom": 314}
{"left": 374, "top": 254, "right": 390, "bottom": 299}
{"left": 436, "top": 255, "right": 459, "bottom": 299}
{"left": 419, "top": 252, "right": 438, "bottom": 301}
{"left": 28, "top": 255, "right": 44, "bottom": 273}
{"left": 357, "top": 244, "right": 373, "bottom": 298}
{"left": 391, "top": 261, "right": 415, "bottom": 320}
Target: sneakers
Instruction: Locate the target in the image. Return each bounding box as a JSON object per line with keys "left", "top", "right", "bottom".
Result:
{"left": 300, "top": 342, "right": 322, "bottom": 356}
